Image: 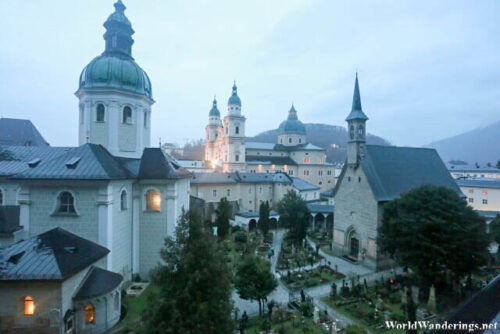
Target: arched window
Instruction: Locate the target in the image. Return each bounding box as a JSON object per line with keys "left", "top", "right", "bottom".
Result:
{"left": 235, "top": 126, "right": 239, "bottom": 134}
{"left": 145, "top": 189, "right": 161, "bottom": 211}
{"left": 299, "top": 138, "right": 302, "bottom": 143}
{"left": 57, "top": 192, "right": 76, "bottom": 214}
{"left": 24, "top": 296, "right": 35, "bottom": 315}
{"left": 144, "top": 111, "right": 148, "bottom": 128}
{"left": 85, "top": 305, "right": 95, "bottom": 323}
{"left": 120, "top": 190, "right": 128, "bottom": 211}
{"left": 358, "top": 125, "right": 364, "bottom": 136}
{"left": 0, "top": 189, "right": 3, "bottom": 205}
{"left": 350, "top": 125, "right": 355, "bottom": 139}
{"left": 288, "top": 137, "right": 292, "bottom": 144}
{"left": 114, "top": 293, "right": 120, "bottom": 312}
{"left": 96, "top": 104, "right": 105, "bottom": 122}
{"left": 122, "top": 106, "right": 132, "bottom": 124}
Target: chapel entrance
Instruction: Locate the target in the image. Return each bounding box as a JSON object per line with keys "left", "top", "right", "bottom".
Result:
{"left": 350, "top": 237, "right": 359, "bottom": 258}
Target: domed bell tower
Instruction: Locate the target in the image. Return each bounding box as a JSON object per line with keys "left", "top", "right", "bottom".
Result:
{"left": 205, "top": 97, "right": 221, "bottom": 162}
{"left": 346, "top": 73, "right": 368, "bottom": 166}
{"left": 76, "top": 0, "right": 154, "bottom": 158}
{"left": 223, "top": 82, "right": 246, "bottom": 172}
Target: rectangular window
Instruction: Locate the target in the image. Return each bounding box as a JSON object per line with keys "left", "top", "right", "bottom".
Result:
{"left": 248, "top": 187, "right": 252, "bottom": 194}
{"left": 468, "top": 189, "right": 474, "bottom": 193}
{"left": 227, "top": 189, "right": 231, "bottom": 197}
{"left": 482, "top": 189, "right": 488, "bottom": 195}
{"left": 213, "top": 189, "right": 217, "bottom": 198}
{"left": 144, "top": 112, "right": 148, "bottom": 128}
{"left": 318, "top": 170, "right": 323, "bottom": 176}
{"left": 289, "top": 170, "right": 294, "bottom": 176}
{"left": 468, "top": 198, "right": 474, "bottom": 203}
{"left": 483, "top": 199, "right": 488, "bottom": 204}
{"left": 317, "top": 157, "right": 323, "bottom": 164}
{"left": 235, "top": 154, "right": 239, "bottom": 162}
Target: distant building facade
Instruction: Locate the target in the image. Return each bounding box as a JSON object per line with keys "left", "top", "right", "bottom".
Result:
{"left": 204, "top": 90, "right": 335, "bottom": 192}
{"left": 332, "top": 74, "right": 462, "bottom": 271}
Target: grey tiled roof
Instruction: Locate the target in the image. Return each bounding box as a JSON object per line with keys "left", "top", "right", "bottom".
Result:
{"left": 246, "top": 141, "right": 325, "bottom": 152}
{"left": 191, "top": 172, "right": 239, "bottom": 184}
{"left": 306, "top": 203, "right": 334, "bottom": 214}
{"left": 0, "top": 227, "right": 109, "bottom": 281}
{"left": 191, "top": 172, "right": 293, "bottom": 185}
{"left": 321, "top": 188, "right": 335, "bottom": 198}
{"left": 138, "top": 148, "right": 192, "bottom": 179}
{"left": 245, "top": 155, "right": 297, "bottom": 166}
{"left": 236, "top": 210, "right": 279, "bottom": 218}
{"left": 456, "top": 179, "right": 500, "bottom": 189}
{"left": 0, "top": 146, "right": 69, "bottom": 176}
{"left": 245, "top": 142, "right": 276, "bottom": 150}
{"left": 334, "top": 145, "right": 463, "bottom": 202}
{"left": 73, "top": 266, "right": 122, "bottom": 300}
{"left": 12, "top": 144, "right": 132, "bottom": 180}
{"left": 0, "top": 118, "right": 49, "bottom": 147}
{"left": 292, "top": 177, "right": 320, "bottom": 191}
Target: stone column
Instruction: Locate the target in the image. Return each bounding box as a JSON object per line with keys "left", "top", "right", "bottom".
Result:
{"left": 97, "top": 185, "right": 114, "bottom": 270}
{"left": 132, "top": 193, "right": 141, "bottom": 274}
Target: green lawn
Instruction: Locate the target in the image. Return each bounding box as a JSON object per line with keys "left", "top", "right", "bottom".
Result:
{"left": 244, "top": 315, "right": 330, "bottom": 334}
{"left": 114, "top": 284, "right": 158, "bottom": 332}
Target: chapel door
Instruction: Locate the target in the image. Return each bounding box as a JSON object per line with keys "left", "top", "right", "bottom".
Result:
{"left": 350, "top": 238, "right": 359, "bottom": 258}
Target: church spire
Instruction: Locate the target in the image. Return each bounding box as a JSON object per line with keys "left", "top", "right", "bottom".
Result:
{"left": 103, "top": 0, "right": 135, "bottom": 59}
{"left": 346, "top": 73, "right": 368, "bottom": 121}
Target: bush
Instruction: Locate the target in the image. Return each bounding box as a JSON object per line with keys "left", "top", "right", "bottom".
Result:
{"left": 234, "top": 232, "right": 247, "bottom": 243}
{"left": 389, "top": 292, "right": 400, "bottom": 304}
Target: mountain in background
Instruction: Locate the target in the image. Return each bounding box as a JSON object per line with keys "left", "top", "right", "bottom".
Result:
{"left": 248, "top": 123, "right": 390, "bottom": 163}
{"left": 427, "top": 120, "right": 500, "bottom": 165}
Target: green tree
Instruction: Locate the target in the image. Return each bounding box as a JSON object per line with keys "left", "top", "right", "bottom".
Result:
{"left": 216, "top": 197, "right": 231, "bottom": 239}
{"left": 143, "top": 210, "right": 234, "bottom": 334}
{"left": 278, "top": 190, "right": 310, "bottom": 246}
{"left": 490, "top": 215, "right": 500, "bottom": 260}
{"left": 234, "top": 256, "right": 278, "bottom": 316}
{"left": 258, "top": 201, "right": 270, "bottom": 236}
{"left": 379, "top": 185, "right": 490, "bottom": 292}
{"left": 496, "top": 159, "right": 500, "bottom": 169}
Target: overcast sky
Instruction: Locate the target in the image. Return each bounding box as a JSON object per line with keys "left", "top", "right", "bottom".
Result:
{"left": 1, "top": 0, "right": 499, "bottom": 147}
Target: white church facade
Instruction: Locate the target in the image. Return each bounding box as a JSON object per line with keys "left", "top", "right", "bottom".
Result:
{"left": 0, "top": 0, "right": 191, "bottom": 281}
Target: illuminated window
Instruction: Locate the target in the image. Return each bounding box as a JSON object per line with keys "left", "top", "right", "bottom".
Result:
{"left": 120, "top": 190, "right": 128, "bottom": 211}
{"left": 122, "top": 106, "right": 132, "bottom": 124}
{"left": 85, "top": 305, "right": 95, "bottom": 323}
{"left": 317, "top": 157, "right": 323, "bottom": 164}
{"left": 482, "top": 190, "right": 488, "bottom": 195}
{"left": 304, "top": 157, "right": 310, "bottom": 163}
{"left": 96, "top": 104, "right": 105, "bottom": 122}
{"left": 468, "top": 189, "right": 474, "bottom": 193}
{"left": 57, "top": 192, "right": 76, "bottom": 214}
{"left": 145, "top": 189, "right": 161, "bottom": 211}
{"left": 24, "top": 296, "right": 35, "bottom": 315}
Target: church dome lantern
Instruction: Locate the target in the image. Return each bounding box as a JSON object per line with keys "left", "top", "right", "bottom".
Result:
{"left": 278, "top": 105, "right": 306, "bottom": 135}
{"left": 77, "top": 0, "right": 153, "bottom": 100}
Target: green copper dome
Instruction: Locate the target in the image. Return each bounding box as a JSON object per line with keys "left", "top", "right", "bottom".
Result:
{"left": 79, "top": 56, "right": 152, "bottom": 99}
{"left": 228, "top": 82, "right": 241, "bottom": 106}
{"left": 209, "top": 97, "right": 220, "bottom": 116}
{"left": 78, "top": 1, "right": 153, "bottom": 99}
{"left": 278, "top": 105, "right": 306, "bottom": 134}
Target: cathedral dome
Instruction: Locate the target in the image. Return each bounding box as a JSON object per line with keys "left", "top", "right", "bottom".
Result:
{"left": 77, "top": 0, "right": 152, "bottom": 100}
{"left": 79, "top": 56, "right": 152, "bottom": 99}
{"left": 278, "top": 105, "right": 306, "bottom": 134}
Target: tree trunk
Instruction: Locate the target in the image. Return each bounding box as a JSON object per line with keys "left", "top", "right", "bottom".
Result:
{"left": 258, "top": 299, "right": 262, "bottom": 316}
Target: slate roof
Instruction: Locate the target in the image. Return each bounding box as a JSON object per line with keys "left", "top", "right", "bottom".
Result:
{"left": 138, "top": 148, "right": 191, "bottom": 179}
{"left": 292, "top": 177, "right": 320, "bottom": 191}
{"left": 245, "top": 142, "right": 325, "bottom": 152}
{"left": 236, "top": 210, "right": 279, "bottom": 218}
{"left": 12, "top": 144, "right": 132, "bottom": 180}
{"left": 74, "top": 266, "right": 122, "bottom": 300}
{"left": 447, "top": 163, "right": 500, "bottom": 173}
{"left": 345, "top": 74, "right": 368, "bottom": 121}
{"left": 0, "top": 118, "right": 49, "bottom": 147}
{"left": 321, "top": 188, "right": 335, "bottom": 198}
{"left": 431, "top": 274, "right": 500, "bottom": 334}
{"left": 246, "top": 155, "right": 297, "bottom": 166}
{"left": 0, "top": 144, "right": 190, "bottom": 181}
{"left": 306, "top": 203, "right": 334, "bottom": 214}
{"left": 335, "top": 145, "right": 463, "bottom": 202}
{"left": 0, "top": 227, "right": 109, "bottom": 281}
{"left": 191, "top": 172, "right": 293, "bottom": 185}
{"left": 0, "top": 146, "right": 69, "bottom": 177}
{"left": 191, "top": 172, "right": 239, "bottom": 185}
{"left": 456, "top": 179, "right": 500, "bottom": 189}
